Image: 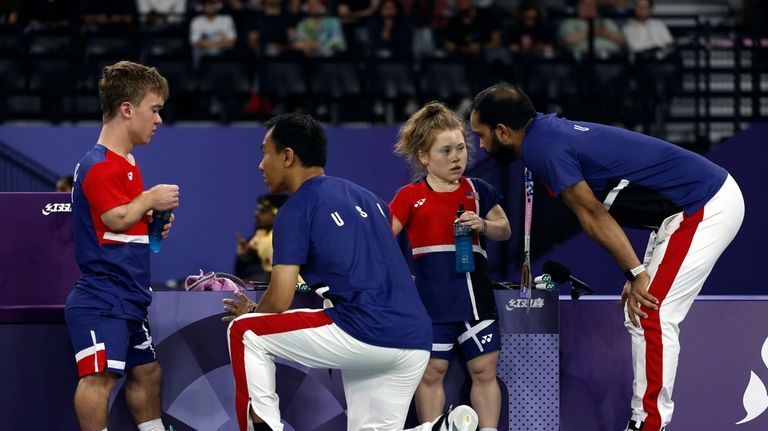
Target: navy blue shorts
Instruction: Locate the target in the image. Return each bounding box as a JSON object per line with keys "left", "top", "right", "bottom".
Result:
{"left": 65, "top": 306, "right": 157, "bottom": 378}
{"left": 430, "top": 320, "right": 501, "bottom": 361}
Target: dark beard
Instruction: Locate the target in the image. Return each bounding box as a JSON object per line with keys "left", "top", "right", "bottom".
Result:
{"left": 485, "top": 132, "right": 518, "bottom": 165}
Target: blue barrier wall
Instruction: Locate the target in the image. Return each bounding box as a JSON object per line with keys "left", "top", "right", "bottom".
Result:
{"left": 0, "top": 125, "right": 413, "bottom": 284}
{"left": 0, "top": 122, "right": 764, "bottom": 294}
{"left": 533, "top": 122, "right": 767, "bottom": 295}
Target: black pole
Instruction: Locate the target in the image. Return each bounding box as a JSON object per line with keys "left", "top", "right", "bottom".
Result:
{"left": 703, "top": 21, "right": 711, "bottom": 150}
{"left": 749, "top": 0, "right": 763, "bottom": 122}
{"left": 734, "top": 30, "right": 742, "bottom": 134}
{"left": 694, "top": 17, "right": 701, "bottom": 144}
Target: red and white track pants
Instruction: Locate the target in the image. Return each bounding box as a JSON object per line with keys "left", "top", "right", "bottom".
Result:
{"left": 227, "top": 308, "right": 430, "bottom": 431}
{"left": 625, "top": 174, "right": 744, "bottom": 430}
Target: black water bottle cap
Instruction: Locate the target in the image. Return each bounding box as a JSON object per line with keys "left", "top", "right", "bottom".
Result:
{"left": 457, "top": 204, "right": 465, "bottom": 217}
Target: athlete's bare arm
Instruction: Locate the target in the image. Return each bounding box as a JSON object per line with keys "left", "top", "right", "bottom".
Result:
{"left": 456, "top": 204, "right": 511, "bottom": 241}
{"left": 391, "top": 215, "right": 404, "bottom": 236}
{"left": 101, "top": 184, "right": 179, "bottom": 232}
{"left": 560, "top": 180, "right": 656, "bottom": 325}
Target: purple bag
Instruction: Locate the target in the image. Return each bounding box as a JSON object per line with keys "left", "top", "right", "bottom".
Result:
{"left": 184, "top": 270, "right": 247, "bottom": 292}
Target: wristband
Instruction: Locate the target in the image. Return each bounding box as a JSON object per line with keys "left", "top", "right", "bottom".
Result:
{"left": 624, "top": 264, "right": 646, "bottom": 281}
{"left": 480, "top": 219, "right": 487, "bottom": 235}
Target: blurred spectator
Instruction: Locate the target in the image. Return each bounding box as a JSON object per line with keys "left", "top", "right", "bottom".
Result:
{"left": 442, "top": 0, "right": 502, "bottom": 59}
{"left": 504, "top": 0, "right": 555, "bottom": 111}
{"left": 136, "top": 0, "right": 187, "bottom": 28}
{"left": 407, "top": 0, "right": 433, "bottom": 57}
{"left": 623, "top": 0, "right": 679, "bottom": 135}
{"left": 234, "top": 193, "right": 288, "bottom": 282}
{"left": 189, "top": 0, "right": 237, "bottom": 64}
{"left": 367, "top": 0, "right": 416, "bottom": 117}
{"left": 506, "top": 0, "right": 554, "bottom": 57}
{"left": 367, "top": 0, "right": 412, "bottom": 59}
{"left": 292, "top": 0, "right": 347, "bottom": 57}
{"left": 622, "top": 0, "right": 673, "bottom": 58}
{"left": 335, "top": 0, "right": 380, "bottom": 54}
{"left": 0, "top": 0, "right": 18, "bottom": 26}
{"left": 56, "top": 175, "right": 74, "bottom": 193}
{"left": 595, "top": 0, "right": 627, "bottom": 15}
{"left": 19, "top": 0, "right": 74, "bottom": 31}
{"left": 245, "top": 0, "right": 303, "bottom": 115}
{"left": 566, "top": 0, "right": 627, "bottom": 14}
{"left": 442, "top": 0, "right": 504, "bottom": 115}
{"left": 223, "top": 0, "right": 264, "bottom": 13}
{"left": 80, "top": 0, "right": 135, "bottom": 32}
{"left": 404, "top": 0, "right": 450, "bottom": 58}
{"left": 245, "top": 0, "right": 300, "bottom": 56}
{"left": 294, "top": 0, "right": 356, "bottom": 118}
{"left": 559, "top": 0, "right": 624, "bottom": 59}
{"left": 284, "top": 0, "right": 302, "bottom": 15}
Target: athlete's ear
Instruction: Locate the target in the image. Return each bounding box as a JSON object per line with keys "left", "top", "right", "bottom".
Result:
{"left": 120, "top": 102, "right": 133, "bottom": 118}
{"left": 417, "top": 149, "right": 429, "bottom": 167}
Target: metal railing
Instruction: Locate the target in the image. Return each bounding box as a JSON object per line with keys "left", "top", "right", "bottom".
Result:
{"left": 0, "top": 140, "right": 59, "bottom": 192}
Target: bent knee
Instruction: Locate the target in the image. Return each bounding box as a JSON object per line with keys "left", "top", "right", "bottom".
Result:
{"left": 421, "top": 360, "right": 449, "bottom": 384}
{"left": 128, "top": 361, "right": 162, "bottom": 386}
{"left": 80, "top": 371, "right": 118, "bottom": 393}
{"left": 467, "top": 353, "right": 499, "bottom": 379}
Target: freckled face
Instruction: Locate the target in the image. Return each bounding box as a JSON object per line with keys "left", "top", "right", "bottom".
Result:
{"left": 420, "top": 129, "right": 467, "bottom": 183}
{"left": 129, "top": 92, "right": 163, "bottom": 145}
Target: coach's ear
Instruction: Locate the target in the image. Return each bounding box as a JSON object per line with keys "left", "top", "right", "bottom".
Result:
{"left": 494, "top": 123, "right": 510, "bottom": 141}
{"left": 495, "top": 123, "right": 519, "bottom": 145}
{"left": 282, "top": 147, "right": 296, "bottom": 167}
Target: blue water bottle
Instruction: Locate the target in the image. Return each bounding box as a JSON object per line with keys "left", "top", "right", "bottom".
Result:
{"left": 148, "top": 210, "right": 172, "bottom": 253}
{"left": 454, "top": 204, "right": 475, "bottom": 273}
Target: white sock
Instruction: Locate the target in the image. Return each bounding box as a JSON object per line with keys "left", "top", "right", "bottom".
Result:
{"left": 479, "top": 428, "right": 498, "bottom": 431}
{"left": 137, "top": 418, "right": 165, "bottom": 431}
{"left": 101, "top": 428, "right": 107, "bottom": 431}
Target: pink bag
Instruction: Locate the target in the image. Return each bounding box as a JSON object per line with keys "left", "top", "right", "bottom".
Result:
{"left": 184, "top": 270, "right": 247, "bottom": 292}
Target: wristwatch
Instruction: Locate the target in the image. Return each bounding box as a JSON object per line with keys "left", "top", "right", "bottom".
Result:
{"left": 624, "top": 264, "right": 646, "bottom": 281}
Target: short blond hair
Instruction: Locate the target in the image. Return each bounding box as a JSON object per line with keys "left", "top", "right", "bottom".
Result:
{"left": 99, "top": 61, "right": 169, "bottom": 123}
{"left": 394, "top": 101, "right": 471, "bottom": 179}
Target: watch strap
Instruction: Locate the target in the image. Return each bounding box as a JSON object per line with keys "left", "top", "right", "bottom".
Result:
{"left": 625, "top": 264, "right": 646, "bottom": 281}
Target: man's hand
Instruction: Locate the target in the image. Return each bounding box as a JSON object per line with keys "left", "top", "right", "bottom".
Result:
{"left": 102, "top": 185, "right": 178, "bottom": 232}
{"left": 457, "top": 210, "right": 484, "bottom": 233}
{"left": 235, "top": 231, "right": 250, "bottom": 255}
{"left": 621, "top": 272, "right": 658, "bottom": 327}
{"left": 222, "top": 291, "right": 257, "bottom": 322}
{"left": 160, "top": 212, "right": 175, "bottom": 239}
{"left": 148, "top": 184, "right": 179, "bottom": 211}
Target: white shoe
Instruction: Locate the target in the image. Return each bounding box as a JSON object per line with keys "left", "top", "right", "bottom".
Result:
{"left": 623, "top": 420, "right": 665, "bottom": 431}
{"left": 434, "top": 405, "right": 478, "bottom": 431}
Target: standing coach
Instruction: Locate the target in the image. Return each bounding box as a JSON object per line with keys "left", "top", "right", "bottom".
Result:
{"left": 469, "top": 83, "right": 744, "bottom": 431}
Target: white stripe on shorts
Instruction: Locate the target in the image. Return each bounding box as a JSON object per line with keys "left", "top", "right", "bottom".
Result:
{"left": 432, "top": 343, "right": 454, "bottom": 352}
